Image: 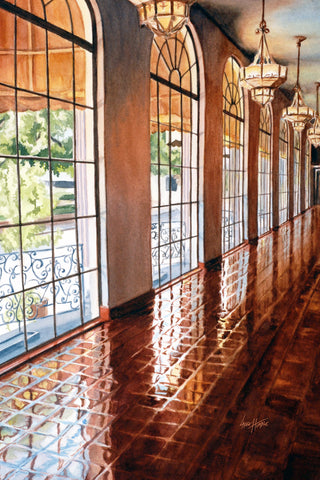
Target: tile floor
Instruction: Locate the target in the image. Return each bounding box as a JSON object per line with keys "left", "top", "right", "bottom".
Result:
{"left": 0, "top": 208, "right": 320, "bottom": 480}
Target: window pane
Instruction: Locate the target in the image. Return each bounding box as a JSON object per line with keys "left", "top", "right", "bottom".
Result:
{"left": 151, "top": 170, "right": 159, "bottom": 208}
{"left": 45, "top": 0, "right": 72, "bottom": 33}
{"left": 181, "top": 239, "right": 191, "bottom": 274}
{"left": 160, "top": 166, "right": 170, "bottom": 206}
{"left": 18, "top": 96, "right": 49, "bottom": 157}
{"left": 0, "top": 9, "right": 15, "bottom": 88}
{"left": 25, "top": 285, "right": 54, "bottom": 349}
{"left": 21, "top": 228, "right": 52, "bottom": 293}
{"left": 50, "top": 103, "right": 74, "bottom": 160}
{"left": 21, "top": 160, "right": 50, "bottom": 223}
{"left": 48, "top": 32, "right": 73, "bottom": 102}
{"left": 183, "top": 203, "right": 191, "bottom": 238}
{"left": 52, "top": 161, "right": 75, "bottom": 219}
{"left": 82, "top": 271, "right": 99, "bottom": 323}
{"left": 68, "top": 0, "right": 93, "bottom": 43}
{"left": 77, "top": 163, "right": 96, "bottom": 217}
{"left": 16, "top": 18, "right": 47, "bottom": 94}
{"left": 0, "top": 292, "right": 26, "bottom": 364}
{"left": 0, "top": 227, "right": 22, "bottom": 294}
{"left": 55, "top": 277, "right": 81, "bottom": 336}
{"left": 78, "top": 217, "right": 97, "bottom": 272}
{"left": 0, "top": 159, "right": 19, "bottom": 224}
{"left": 75, "top": 108, "right": 94, "bottom": 163}
{"left": 54, "top": 221, "right": 78, "bottom": 280}
{"left": 16, "top": 0, "right": 45, "bottom": 18}
{"left": 75, "top": 47, "right": 93, "bottom": 107}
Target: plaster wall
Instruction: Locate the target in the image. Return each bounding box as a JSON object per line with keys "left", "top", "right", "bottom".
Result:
{"left": 97, "top": 0, "right": 153, "bottom": 308}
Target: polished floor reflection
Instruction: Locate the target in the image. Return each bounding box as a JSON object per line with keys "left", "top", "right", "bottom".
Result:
{"left": 0, "top": 208, "right": 320, "bottom": 480}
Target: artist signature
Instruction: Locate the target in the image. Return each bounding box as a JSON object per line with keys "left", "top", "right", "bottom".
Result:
{"left": 240, "top": 415, "right": 269, "bottom": 433}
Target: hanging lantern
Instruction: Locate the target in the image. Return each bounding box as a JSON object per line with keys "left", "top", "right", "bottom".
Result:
{"left": 282, "top": 36, "right": 314, "bottom": 132}
{"left": 307, "top": 82, "right": 320, "bottom": 147}
{"left": 128, "top": 0, "right": 195, "bottom": 37}
{"left": 239, "top": 0, "right": 287, "bottom": 107}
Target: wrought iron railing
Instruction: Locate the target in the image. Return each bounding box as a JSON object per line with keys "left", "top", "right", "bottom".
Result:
{"left": 0, "top": 245, "right": 82, "bottom": 332}
{"left": 151, "top": 221, "right": 186, "bottom": 266}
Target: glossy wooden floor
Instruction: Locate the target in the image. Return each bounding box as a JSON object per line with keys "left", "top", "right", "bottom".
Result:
{"left": 1, "top": 208, "right": 320, "bottom": 480}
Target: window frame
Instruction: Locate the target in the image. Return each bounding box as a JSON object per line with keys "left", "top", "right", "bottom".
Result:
{"left": 0, "top": 0, "right": 100, "bottom": 366}
{"left": 150, "top": 25, "right": 200, "bottom": 289}
{"left": 222, "top": 56, "right": 247, "bottom": 253}
{"left": 279, "top": 118, "right": 289, "bottom": 225}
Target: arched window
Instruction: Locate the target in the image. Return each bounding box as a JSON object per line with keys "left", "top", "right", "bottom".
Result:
{"left": 0, "top": 0, "right": 98, "bottom": 365}
{"left": 293, "top": 131, "right": 301, "bottom": 216}
{"left": 279, "top": 118, "right": 289, "bottom": 224}
{"left": 258, "top": 105, "right": 272, "bottom": 235}
{"left": 150, "top": 26, "right": 200, "bottom": 289}
{"left": 305, "top": 139, "right": 311, "bottom": 209}
{"left": 222, "top": 57, "right": 247, "bottom": 253}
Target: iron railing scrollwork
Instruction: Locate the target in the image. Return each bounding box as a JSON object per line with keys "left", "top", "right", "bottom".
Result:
{"left": 0, "top": 245, "right": 82, "bottom": 332}
{"left": 151, "top": 221, "right": 186, "bottom": 266}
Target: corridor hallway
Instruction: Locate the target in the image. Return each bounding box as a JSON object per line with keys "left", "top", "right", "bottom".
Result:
{"left": 0, "top": 208, "right": 320, "bottom": 480}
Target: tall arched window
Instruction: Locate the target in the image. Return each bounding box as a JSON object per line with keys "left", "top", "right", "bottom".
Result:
{"left": 305, "top": 139, "right": 311, "bottom": 209}
{"left": 222, "top": 57, "right": 247, "bottom": 253}
{"left": 258, "top": 106, "right": 272, "bottom": 236}
{"left": 150, "top": 26, "right": 200, "bottom": 289}
{"left": 0, "top": 0, "right": 99, "bottom": 365}
{"left": 279, "top": 118, "right": 289, "bottom": 224}
{"left": 293, "top": 131, "right": 301, "bottom": 216}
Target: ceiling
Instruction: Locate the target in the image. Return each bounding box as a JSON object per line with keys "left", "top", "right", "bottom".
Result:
{"left": 197, "top": 0, "right": 320, "bottom": 109}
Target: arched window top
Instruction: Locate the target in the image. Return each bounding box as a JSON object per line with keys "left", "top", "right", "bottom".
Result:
{"left": 150, "top": 25, "right": 199, "bottom": 134}
{"left": 151, "top": 26, "right": 198, "bottom": 97}
{"left": 260, "top": 105, "right": 272, "bottom": 134}
{"left": 0, "top": 0, "right": 93, "bottom": 112}
{"left": 4, "top": 0, "right": 92, "bottom": 42}
{"left": 279, "top": 118, "right": 288, "bottom": 142}
{"left": 223, "top": 56, "right": 243, "bottom": 120}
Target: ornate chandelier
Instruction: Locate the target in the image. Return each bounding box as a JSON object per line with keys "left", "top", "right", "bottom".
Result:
{"left": 282, "top": 36, "right": 314, "bottom": 132}
{"left": 239, "top": 0, "right": 287, "bottom": 106}
{"left": 307, "top": 82, "right": 320, "bottom": 147}
{"left": 128, "top": 0, "right": 195, "bottom": 37}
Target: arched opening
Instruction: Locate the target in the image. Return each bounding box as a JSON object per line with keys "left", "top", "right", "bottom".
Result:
{"left": 0, "top": 0, "right": 99, "bottom": 365}
{"left": 222, "top": 56, "right": 247, "bottom": 253}
{"left": 150, "top": 25, "right": 201, "bottom": 289}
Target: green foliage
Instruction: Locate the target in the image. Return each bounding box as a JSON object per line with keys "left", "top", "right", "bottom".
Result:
{"left": 19, "top": 110, "right": 49, "bottom": 158}
{"left": 0, "top": 109, "right": 74, "bottom": 174}
{"left": 0, "top": 108, "right": 74, "bottom": 253}
{"left": 53, "top": 205, "right": 75, "bottom": 215}
{"left": 150, "top": 131, "right": 181, "bottom": 176}
{"left": 0, "top": 159, "right": 56, "bottom": 252}
{"left": 59, "top": 194, "right": 75, "bottom": 201}
{"left": 50, "top": 109, "right": 74, "bottom": 161}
